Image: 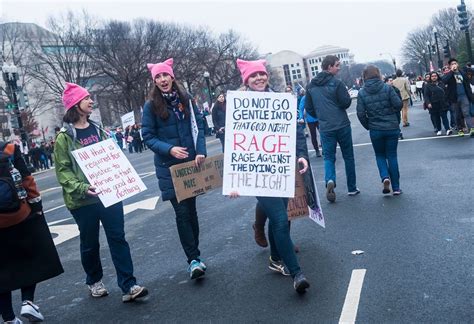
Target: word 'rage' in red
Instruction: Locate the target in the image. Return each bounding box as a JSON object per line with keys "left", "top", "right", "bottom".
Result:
{"left": 233, "top": 133, "right": 290, "bottom": 153}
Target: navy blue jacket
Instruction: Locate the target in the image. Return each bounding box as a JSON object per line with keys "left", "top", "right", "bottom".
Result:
{"left": 142, "top": 98, "right": 207, "bottom": 201}
{"left": 356, "top": 78, "right": 402, "bottom": 131}
{"left": 304, "top": 71, "right": 352, "bottom": 132}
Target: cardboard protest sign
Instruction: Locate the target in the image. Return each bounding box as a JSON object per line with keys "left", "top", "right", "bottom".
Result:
{"left": 287, "top": 170, "right": 309, "bottom": 221}
{"left": 170, "top": 154, "right": 224, "bottom": 202}
{"left": 222, "top": 91, "right": 297, "bottom": 197}
{"left": 121, "top": 112, "right": 135, "bottom": 130}
{"left": 71, "top": 138, "right": 147, "bottom": 208}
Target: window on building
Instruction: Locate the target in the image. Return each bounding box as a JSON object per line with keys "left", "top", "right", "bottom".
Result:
{"left": 297, "top": 74, "right": 302, "bottom": 79}
{"left": 297, "top": 69, "right": 301, "bottom": 73}
{"left": 291, "top": 64, "right": 294, "bottom": 67}
{"left": 296, "top": 63, "right": 299, "bottom": 66}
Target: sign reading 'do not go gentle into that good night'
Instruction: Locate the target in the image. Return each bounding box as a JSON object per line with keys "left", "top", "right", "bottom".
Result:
{"left": 222, "top": 91, "right": 297, "bottom": 197}
{"left": 71, "top": 138, "right": 147, "bottom": 208}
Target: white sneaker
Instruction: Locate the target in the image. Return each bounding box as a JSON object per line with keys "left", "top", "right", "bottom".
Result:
{"left": 88, "top": 280, "right": 109, "bottom": 298}
{"left": 436, "top": 130, "right": 442, "bottom": 136}
{"left": 447, "top": 129, "right": 453, "bottom": 136}
{"left": 20, "top": 300, "right": 44, "bottom": 322}
{"left": 122, "top": 285, "right": 148, "bottom": 303}
{"left": 5, "top": 317, "right": 23, "bottom": 324}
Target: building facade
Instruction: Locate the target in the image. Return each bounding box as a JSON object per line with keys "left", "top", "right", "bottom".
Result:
{"left": 266, "top": 45, "right": 354, "bottom": 90}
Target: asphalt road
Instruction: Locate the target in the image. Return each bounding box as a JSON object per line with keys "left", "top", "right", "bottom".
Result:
{"left": 17, "top": 100, "right": 474, "bottom": 323}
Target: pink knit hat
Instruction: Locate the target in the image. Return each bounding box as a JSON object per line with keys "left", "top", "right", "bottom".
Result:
{"left": 236, "top": 59, "right": 267, "bottom": 84}
{"left": 147, "top": 58, "right": 175, "bottom": 80}
{"left": 62, "top": 82, "right": 90, "bottom": 111}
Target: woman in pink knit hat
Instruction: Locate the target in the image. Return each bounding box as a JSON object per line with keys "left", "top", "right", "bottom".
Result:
{"left": 54, "top": 83, "right": 148, "bottom": 302}
{"left": 231, "top": 59, "right": 311, "bottom": 293}
{"left": 141, "top": 59, "right": 208, "bottom": 280}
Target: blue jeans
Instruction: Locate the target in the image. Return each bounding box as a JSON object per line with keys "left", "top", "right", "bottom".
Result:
{"left": 256, "top": 197, "right": 300, "bottom": 277}
{"left": 369, "top": 129, "right": 401, "bottom": 191}
{"left": 71, "top": 202, "right": 136, "bottom": 293}
{"left": 319, "top": 125, "right": 357, "bottom": 191}
{"left": 170, "top": 197, "right": 201, "bottom": 264}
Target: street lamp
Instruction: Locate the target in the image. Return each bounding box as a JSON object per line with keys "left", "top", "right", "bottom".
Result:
{"left": 433, "top": 27, "right": 443, "bottom": 70}
{"left": 417, "top": 60, "right": 423, "bottom": 76}
{"left": 422, "top": 50, "right": 428, "bottom": 72}
{"left": 203, "top": 71, "right": 212, "bottom": 105}
{"left": 1, "top": 62, "right": 28, "bottom": 147}
{"left": 426, "top": 41, "right": 433, "bottom": 69}
{"left": 379, "top": 52, "right": 397, "bottom": 73}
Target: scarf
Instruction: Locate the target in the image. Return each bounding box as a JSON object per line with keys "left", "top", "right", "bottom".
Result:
{"left": 163, "top": 91, "right": 185, "bottom": 120}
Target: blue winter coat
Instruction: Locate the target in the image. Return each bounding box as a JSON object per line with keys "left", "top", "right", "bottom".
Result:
{"left": 356, "top": 78, "right": 402, "bottom": 131}
{"left": 141, "top": 98, "right": 207, "bottom": 201}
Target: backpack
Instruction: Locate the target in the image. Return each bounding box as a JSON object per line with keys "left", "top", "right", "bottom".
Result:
{"left": 0, "top": 142, "right": 22, "bottom": 213}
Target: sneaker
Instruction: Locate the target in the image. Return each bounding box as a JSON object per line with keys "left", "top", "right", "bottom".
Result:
{"left": 88, "top": 280, "right": 109, "bottom": 298}
{"left": 122, "top": 285, "right": 148, "bottom": 303}
{"left": 269, "top": 257, "right": 290, "bottom": 276}
{"left": 447, "top": 129, "right": 453, "bottom": 136}
{"left": 399, "top": 133, "right": 404, "bottom": 140}
{"left": 470, "top": 128, "right": 474, "bottom": 137}
{"left": 458, "top": 130, "right": 465, "bottom": 137}
{"left": 253, "top": 223, "right": 268, "bottom": 247}
{"left": 20, "top": 301, "right": 44, "bottom": 322}
{"left": 382, "top": 178, "right": 391, "bottom": 194}
{"left": 436, "top": 130, "right": 442, "bottom": 136}
{"left": 188, "top": 260, "right": 205, "bottom": 279}
{"left": 348, "top": 188, "right": 361, "bottom": 196}
{"left": 393, "top": 189, "right": 403, "bottom": 196}
{"left": 5, "top": 317, "right": 23, "bottom": 324}
{"left": 326, "top": 180, "right": 336, "bottom": 202}
{"left": 316, "top": 150, "right": 322, "bottom": 157}
{"left": 199, "top": 260, "right": 207, "bottom": 271}
{"left": 293, "top": 272, "right": 310, "bottom": 293}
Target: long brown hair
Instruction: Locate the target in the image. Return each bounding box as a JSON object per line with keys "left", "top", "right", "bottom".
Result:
{"left": 148, "top": 80, "right": 190, "bottom": 120}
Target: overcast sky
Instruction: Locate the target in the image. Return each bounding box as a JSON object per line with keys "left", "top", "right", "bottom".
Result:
{"left": 0, "top": 0, "right": 466, "bottom": 64}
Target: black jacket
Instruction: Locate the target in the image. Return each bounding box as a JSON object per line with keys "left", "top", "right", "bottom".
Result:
{"left": 305, "top": 71, "right": 352, "bottom": 132}
{"left": 356, "top": 78, "right": 402, "bottom": 131}
{"left": 441, "top": 70, "right": 473, "bottom": 104}
{"left": 212, "top": 102, "right": 226, "bottom": 130}
{"left": 423, "top": 81, "right": 448, "bottom": 112}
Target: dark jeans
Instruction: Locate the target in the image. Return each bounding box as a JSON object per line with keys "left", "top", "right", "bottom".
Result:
{"left": 256, "top": 197, "right": 300, "bottom": 277}
{"left": 170, "top": 197, "right": 201, "bottom": 264}
{"left": 429, "top": 110, "right": 450, "bottom": 132}
{"left": 452, "top": 96, "right": 473, "bottom": 129}
{"left": 319, "top": 125, "right": 357, "bottom": 191}
{"left": 0, "top": 284, "right": 36, "bottom": 321}
{"left": 70, "top": 202, "right": 136, "bottom": 293}
{"left": 369, "top": 129, "right": 401, "bottom": 191}
{"left": 307, "top": 121, "right": 320, "bottom": 152}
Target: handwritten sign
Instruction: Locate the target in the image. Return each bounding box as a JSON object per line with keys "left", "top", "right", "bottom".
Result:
{"left": 170, "top": 154, "right": 224, "bottom": 202}
{"left": 121, "top": 112, "right": 135, "bottom": 130}
{"left": 222, "top": 91, "right": 297, "bottom": 197}
{"left": 71, "top": 138, "right": 147, "bottom": 208}
{"left": 287, "top": 170, "right": 308, "bottom": 221}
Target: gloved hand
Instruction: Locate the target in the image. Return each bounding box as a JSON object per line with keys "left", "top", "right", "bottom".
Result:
{"left": 29, "top": 200, "right": 43, "bottom": 215}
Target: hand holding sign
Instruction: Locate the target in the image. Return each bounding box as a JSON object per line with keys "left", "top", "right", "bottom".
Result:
{"left": 298, "top": 157, "right": 308, "bottom": 174}
{"left": 86, "top": 185, "right": 100, "bottom": 197}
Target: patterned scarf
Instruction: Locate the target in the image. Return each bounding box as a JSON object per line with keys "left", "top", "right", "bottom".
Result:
{"left": 163, "top": 91, "right": 185, "bottom": 120}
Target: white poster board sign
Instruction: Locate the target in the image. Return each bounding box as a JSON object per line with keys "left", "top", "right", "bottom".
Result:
{"left": 121, "top": 112, "right": 135, "bottom": 130}
{"left": 71, "top": 138, "right": 147, "bottom": 207}
{"left": 222, "top": 91, "right": 297, "bottom": 197}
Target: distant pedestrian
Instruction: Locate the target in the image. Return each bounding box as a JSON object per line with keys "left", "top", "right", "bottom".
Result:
{"left": 305, "top": 54, "right": 359, "bottom": 202}
{"left": 115, "top": 127, "right": 124, "bottom": 149}
{"left": 298, "top": 91, "right": 321, "bottom": 157}
{"left": 55, "top": 83, "right": 148, "bottom": 302}
{"left": 141, "top": 58, "right": 208, "bottom": 280}
{"left": 356, "top": 65, "right": 403, "bottom": 195}
{"left": 424, "top": 72, "right": 451, "bottom": 136}
{"left": 441, "top": 58, "right": 474, "bottom": 137}
{"left": 0, "top": 141, "right": 63, "bottom": 323}
{"left": 392, "top": 69, "right": 411, "bottom": 127}
{"left": 415, "top": 76, "right": 424, "bottom": 101}
{"left": 212, "top": 93, "right": 226, "bottom": 152}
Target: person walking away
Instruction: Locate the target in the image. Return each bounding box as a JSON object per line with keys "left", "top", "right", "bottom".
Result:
{"left": 211, "top": 93, "right": 226, "bottom": 152}
{"left": 305, "top": 55, "right": 359, "bottom": 203}
{"left": 356, "top": 65, "right": 403, "bottom": 195}
{"left": 298, "top": 92, "right": 322, "bottom": 157}
{"left": 141, "top": 59, "right": 208, "bottom": 280}
{"left": 441, "top": 58, "right": 474, "bottom": 137}
{"left": 424, "top": 72, "right": 451, "bottom": 136}
{"left": 392, "top": 69, "right": 411, "bottom": 127}
{"left": 54, "top": 83, "right": 148, "bottom": 302}
{"left": 0, "top": 141, "right": 63, "bottom": 323}
{"left": 231, "top": 58, "right": 310, "bottom": 293}
{"left": 415, "top": 76, "right": 424, "bottom": 101}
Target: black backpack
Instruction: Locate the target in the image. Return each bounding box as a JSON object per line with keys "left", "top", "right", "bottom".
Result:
{"left": 0, "top": 142, "right": 22, "bottom": 213}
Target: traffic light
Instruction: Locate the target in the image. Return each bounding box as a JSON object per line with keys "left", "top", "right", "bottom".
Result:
{"left": 443, "top": 43, "right": 451, "bottom": 58}
{"left": 458, "top": 1, "right": 470, "bottom": 31}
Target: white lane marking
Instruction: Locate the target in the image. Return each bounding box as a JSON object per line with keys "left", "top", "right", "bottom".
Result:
{"left": 47, "top": 217, "right": 72, "bottom": 226}
{"left": 339, "top": 269, "right": 367, "bottom": 324}
{"left": 308, "top": 133, "right": 459, "bottom": 153}
{"left": 44, "top": 204, "right": 66, "bottom": 214}
{"left": 40, "top": 186, "right": 62, "bottom": 194}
